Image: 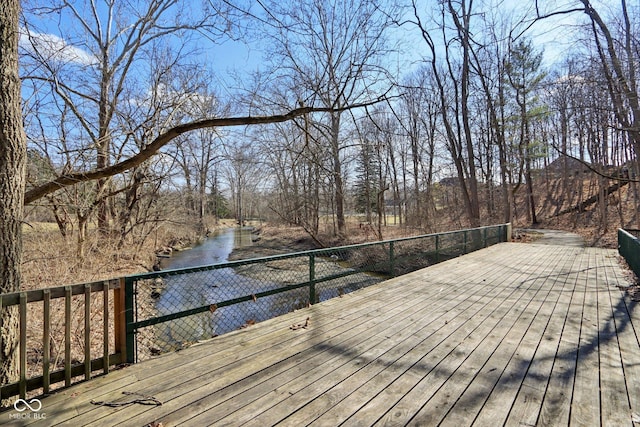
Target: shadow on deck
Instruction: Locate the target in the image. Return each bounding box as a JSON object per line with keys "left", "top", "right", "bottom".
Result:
{"left": 8, "top": 241, "right": 640, "bottom": 427}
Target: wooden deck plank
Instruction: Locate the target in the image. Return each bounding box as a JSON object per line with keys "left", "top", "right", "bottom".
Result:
{"left": 460, "top": 246, "right": 579, "bottom": 426}
{"left": 238, "top": 262, "right": 518, "bottom": 427}
{"left": 593, "top": 248, "right": 633, "bottom": 427}
{"left": 17, "top": 242, "right": 638, "bottom": 427}
{"left": 80, "top": 259, "right": 492, "bottom": 427}
{"left": 502, "top": 247, "right": 582, "bottom": 426}
{"left": 201, "top": 251, "right": 508, "bottom": 427}
{"left": 400, "top": 244, "right": 566, "bottom": 427}
{"left": 602, "top": 249, "right": 639, "bottom": 424}
{"left": 536, "top": 245, "right": 589, "bottom": 426}
{"left": 287, "top": 275, "right": 522, "bottom": 427}
{"left": 116, "top": 282, "right": 444, "bottom": 427}
{"left": 45, "top": 289, "right": 408, "bottom": 426}
{"left": 339, "top": 244, "right": 560, "bottom": 426}
{"left": 304, "top": 248, "right": 543, "bottom": 427}
{"left": 570, "top": 248, "right": 602, "bottom": 426}
{"left": 170, "top": 273, "right": 491, "bottom": 426}
{"left": 78, "top": 286, "right": 426, "bottom": 426}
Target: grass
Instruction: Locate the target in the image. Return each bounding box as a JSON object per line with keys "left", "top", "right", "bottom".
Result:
{"left": 22, "top": 221, "right": 64, "bottom": 233}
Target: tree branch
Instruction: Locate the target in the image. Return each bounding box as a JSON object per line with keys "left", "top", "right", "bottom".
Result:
{"left": 24, "top": 98, "right": 387, "bottom": 204}
{"left": 550, "top": 143, "right": 640, "bottom": 183}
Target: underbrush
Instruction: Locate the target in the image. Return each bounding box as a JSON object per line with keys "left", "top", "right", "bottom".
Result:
{"left": 19, "top": 218, "right": 238, "bottom": 291}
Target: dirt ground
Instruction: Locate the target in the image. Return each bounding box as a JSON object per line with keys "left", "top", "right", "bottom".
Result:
{"left": 228, "top": 225, "right": 318, "bottom": 261}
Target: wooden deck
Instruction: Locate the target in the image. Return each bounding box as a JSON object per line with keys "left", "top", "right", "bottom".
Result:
{"left": 13, "top": 242, "right": 640, "bottom": 426}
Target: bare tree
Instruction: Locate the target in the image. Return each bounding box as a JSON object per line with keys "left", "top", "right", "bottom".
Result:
{"left": 410, "top": 0, "right": 482, "bottom": 227}
{"left": 260, "top": 0, "right": 396, "bottom": 238}
{"left": 576, "top": 0, "right": 640, "bottom": 168}
{"left": 398, "top": 70, "right": 440, "bottom": 228}
{"left": 20, "top": 0, "right": 234, "bottom": 234}
{"left": 0, "top": 0, "right": 26, "bottom": 402}
{"left": 166, "top": 86, "right": 227, "bottom": 233}
{"left": 505, "top": 38, "right": 546, "bottom": 225}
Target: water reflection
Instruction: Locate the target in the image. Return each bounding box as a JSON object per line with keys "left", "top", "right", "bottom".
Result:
{"left": 153, "top": 227, "right": 297, "bottom": 351}
{"left": 161, "top": 227, "right": 253, "bottom": 269}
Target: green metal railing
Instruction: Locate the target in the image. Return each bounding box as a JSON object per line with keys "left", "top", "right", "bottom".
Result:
{"left": 618, "top": 228, "right": 640, "bottom": 279}
{"left": 125, "top": 224, "right": 510, "bottom": 363}
{"left": 0, "top": 224, "right": 509, "bottom": 403}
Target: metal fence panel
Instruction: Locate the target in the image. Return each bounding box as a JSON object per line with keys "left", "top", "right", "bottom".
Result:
{"left": 128, "top": 224, "right": 509, "bottom": 362}
{"left": 619, "top": 229, "right": 640, "bottom": 279}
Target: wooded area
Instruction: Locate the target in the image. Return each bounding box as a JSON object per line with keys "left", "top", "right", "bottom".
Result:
{"left": 1, "top": 0, "right": 639, "bottom": 403}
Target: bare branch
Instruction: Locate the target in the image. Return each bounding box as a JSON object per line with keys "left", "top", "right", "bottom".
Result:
{"left": 24, "top": 97, "right": 388, "bottom": 204}
{"left": 550, "top": 143, "right": 640, "bottom": 183}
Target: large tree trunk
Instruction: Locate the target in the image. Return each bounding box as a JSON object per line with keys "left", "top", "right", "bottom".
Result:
{"left": 0, "top": 0, "right": 26, "bottom": 403}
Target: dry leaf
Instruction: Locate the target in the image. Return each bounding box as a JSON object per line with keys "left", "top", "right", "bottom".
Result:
{"left": 209, "top": 304, "right": 218, "bottom": 313}
{"left": 290, "top": 317, "right": 310, "bottom": 330}
{"left": 241, "top": 319, "right": 256, "bottom": 328}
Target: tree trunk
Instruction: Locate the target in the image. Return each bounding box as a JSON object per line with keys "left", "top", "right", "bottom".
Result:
{"left": 331, "top": 112, "right": 346, "bottom": 238}
{"left": 0, "top": 0, "right": 26, "bottom": 403}
{"left": 525, "top": 154, "right": 537, "bottom": 224}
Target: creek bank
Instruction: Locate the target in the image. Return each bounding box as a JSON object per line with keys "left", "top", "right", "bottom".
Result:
{"left": 226, "top": 227, "right": 324, "bottom": 284}
{"left": 226, "top": 226, "right": 385, "bottom": 298}
{"left": 227, "top": 226, "right": 319, "bottom": 261}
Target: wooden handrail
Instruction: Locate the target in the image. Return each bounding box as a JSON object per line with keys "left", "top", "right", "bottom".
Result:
{"left": 0, "top": 279, "right": 122, "bottom": 404}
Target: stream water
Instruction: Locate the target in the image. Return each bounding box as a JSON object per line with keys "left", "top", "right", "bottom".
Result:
{"left": 150, "top": 227, "right": 306, "bottom": 352}
{"left": 160, "top": 227, "right": 254, "bottom": 269}
{"left": 145, "top": 227, "right": 380, "bottom": 356}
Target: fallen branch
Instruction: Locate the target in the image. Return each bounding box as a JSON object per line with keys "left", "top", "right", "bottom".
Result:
{"left": 290, "top": 317, "right": 310, "bottom": 330}
{"left": 553, "top": 180, "right": 629, "bottom": 217}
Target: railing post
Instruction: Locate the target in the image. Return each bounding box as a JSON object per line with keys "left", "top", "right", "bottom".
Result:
{"left": 309, "top": 254, "right": 316, "bottom": 305}
{"left": 64, "top": 287, "right": 71, "bottom": 386}
{"left": 463, "top": 230, "right": 468, "bottom": 254}
{"left": 483, "top": 227, "right": 488, "bottom": 248}
{"left": 43, "top": 290, "right": 50, "bottom": 393}
{"left": 389, "top": 242, "right": 395, "bottom": 277}
{"left": 115, "top": 277, "right": 135, "bottom": 364}
{"left": 103, "top": 281, "right": 110, "bottom": 374}
{"left": 84, "top": 284, "right": 91, "bottom": 381}
{"left": 435, "top": 234, "right": 440, "bottom": 263}
{"left": 124, "top": 277, "right": 135, "bottom": 364}
{"left": 19, "top": 293, "right": 27, "bottom": 398}
{"left": 114, "top": 279, "right": 125, "bottom": 363}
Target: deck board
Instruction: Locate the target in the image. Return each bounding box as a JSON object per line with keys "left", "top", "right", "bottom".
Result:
{"left": 570, "top": 248, "right": 600, "bottom": 426}
{"left": 501, "top": 248, "right": 579, "bottom": 426}
{"left": 594, "top": 249, "right": 632, "bottom": 427}
{"left": 15, "top": 242, "right": 639, "bottom": 427}
{"left": 400, "top": 245, "right": 563, "bottom": 427}
{"left": 537, "top": 246, "right": 586, "bottom": 426}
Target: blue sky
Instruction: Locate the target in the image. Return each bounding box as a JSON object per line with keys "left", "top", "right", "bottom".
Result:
{"left": 18, "top": 0, "right": 594, "bottom": 104}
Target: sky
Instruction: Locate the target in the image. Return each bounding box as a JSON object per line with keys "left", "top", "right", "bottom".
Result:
{"left": 18, "top": 0, "right": 600, "bottom": 115}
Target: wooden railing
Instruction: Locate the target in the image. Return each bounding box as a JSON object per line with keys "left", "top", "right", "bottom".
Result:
{"left": 0, "top": 279, "right": 126, "bottom": 402}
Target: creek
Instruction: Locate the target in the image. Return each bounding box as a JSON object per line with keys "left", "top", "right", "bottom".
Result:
{"left": 150, "top": 227, "right": 307, "bottom": 352}
{"left": 147, "top": 227, "right": 380, "bottom": 355}
{"left": 160, "top": 227, "right": 254, "bottom": 269}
